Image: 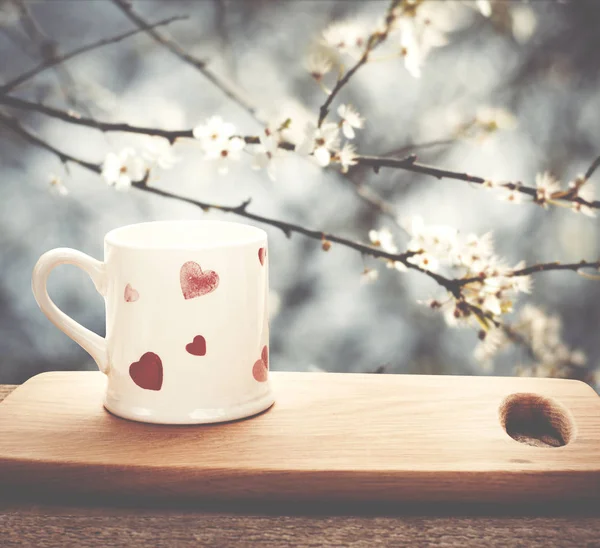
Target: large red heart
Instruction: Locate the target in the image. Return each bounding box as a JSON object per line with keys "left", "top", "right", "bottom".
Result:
{"left": 180, "top": 261, "right": 219, "bottom": 300}
{"left": 186, "top": 335, "right": 207, "bottom": 356}
{"left": 258, "top": 247, "right": 267, "bottom": 266}
{"left": 252, "top": 345, "right": 269, "bottom": 382}
{"left": 129, "top": 352, "right": 163, "bottom": 391}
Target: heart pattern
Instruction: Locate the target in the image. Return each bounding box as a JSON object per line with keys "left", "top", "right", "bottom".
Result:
{"left": 252, "top": 345, "right": 269, "bottom": 382}
{"left": 129, "top": 352, "right": 163, "bottom": 391}
{"left": 124, "top": 283, "right": 139, "bottom": 303}
{"left": 186, "top": 335, "right": 207, "bottom": 356}
{"left": 258, "top": 247, "right": 267, "bottom": 266}
{"left": 180, "top": 261, "right": 219, "bottom": 300}
{"left": 124, "top": 260, "right": 266, "bottom": 390}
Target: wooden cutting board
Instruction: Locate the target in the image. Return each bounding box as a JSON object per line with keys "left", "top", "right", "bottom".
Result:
{"left": 0, "top": 371, "right": 598, "bottom": 503}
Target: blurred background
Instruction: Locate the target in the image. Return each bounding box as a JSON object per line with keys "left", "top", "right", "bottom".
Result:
{"left": 0, "top": 0, "right": 598, "bottom": 386}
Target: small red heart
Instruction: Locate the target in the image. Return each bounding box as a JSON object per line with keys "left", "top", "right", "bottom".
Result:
{"left": 180, "top": 261, "right": 220, "bottom": 300}
{"left": 129, "top": 352, "right": 163, "bottom": 391}
{"left": 186, "top": 335, "right": 207, "bottom": 356}
{"left": 258, "top": 247, "right": 267, "bottom": 266}
{"left": 252, "top": 359, "right": 268, "bottom": 382}
{"left": 124, "top": 283, "right": 139, "bottom": 303}
{"left": 261, "top": 345, "right": 269, "bottom": 368}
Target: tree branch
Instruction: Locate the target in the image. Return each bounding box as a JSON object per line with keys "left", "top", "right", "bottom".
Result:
{"left": 14, "top": 0, "right": 80, "bottom": 108}
{"left": 3, "top": 95, "right": 598, "bottom": 210}
{"left": 110, "top": 0, "right": 259, "bottom": 121}
{"left": 317, "top": 0, "right": 400, "bottom": 126}
{"left": 0, "top": 15, "right": 188, "bottom": 95}
{"left": 357, "top": 154, "right": 600, "bottom": 209}
{"left": 0, "top": 94, "right": 193, "bottom": 141}
{"left": 0, "top": 112, "right": 101, "bottom": 173}
{"left": 455, "top": 261, "right": 600, "bottom": 289}
{"left": 513, "top": 261, "right": 600, "bottom": 277}
{"left": 584, "top": 154, "right": 600, "bottom": 181}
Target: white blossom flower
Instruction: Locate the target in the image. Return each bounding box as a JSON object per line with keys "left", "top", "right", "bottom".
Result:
{"left": 511, "top": 4, "right": 537, "bottom": 44}
{"left": 213, "top": 137, "right": 245, "bottom": 175}
{"left": 334, "top": 142, "right": 358, "bottom": 173}
{"left": 571, "top": 182, "right": 596, "bottom": 217}
{"left": 252, "top": 130, "right": 281, "bottom": 181}
{"left": 395, "top": 1, "right": 449, "bottom": 79}
{"left": 192, "top": 116, "right": 245, "bottom": 174}
{"left": 193, "top": 115, "right": 236, "bottom": 153}
{"left": 512, "top": 305, "right": 588, "bottom": 379}
{"left": 369, "top": 227, "right": 407, "bottom": 272}
{"left": 404, "top": 216, "right": 458, "bottom": 263}
{"left": 321, "top": 20, "right": 369, "bottom": 60}
{"left": 474, "top": 327, "right": 508, "bottom": 365}
{"left": 48, "top": 174, "right": 69, "bottom": 196}
{"left": 408, "top": 251, "right": 440, "bottom": 272}
{"left": 369, "top": 227, "right": 397, "bottom": 253}
{"left": 499, "top": 187, "right": 524, "bottom": 204}
{"left": 360, "top": 268, "right": 379, "bottom": 284}
{"left": 142, "top": 137, "right": 180, "bottom": 170}
{"left": 457, "top": 232, "right": 494, "bottom": 271}
{"left": 475, "top": 0, "right": 492, "bottom": 17}
{"left": 337, "top": 104, "right": 364, "bottom": 139}
{"left": 510, "top": 273, "right": 533, "bottom": 294}
{"left": 297, "top": 122, "right": 340, "bottom": 167}
{"left": 101, "top": 148, "right": 147, "bottom": 191}
{"left": 305, "top": 50, "right": 334, "bottom": 81}
{"left": 535, "top": 172, "right": 561, "bottom": 207}
{"left": 398, "top": 19, "right": 423, "bottom": 79}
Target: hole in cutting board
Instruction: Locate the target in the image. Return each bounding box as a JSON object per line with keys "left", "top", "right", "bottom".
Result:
{"left": 499, "top": 393, "right": 574, "bottom": 448}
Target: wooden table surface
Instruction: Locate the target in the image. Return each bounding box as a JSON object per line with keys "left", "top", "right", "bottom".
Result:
{"left": 1, "top": 384, "right": 599, "bottom": 548}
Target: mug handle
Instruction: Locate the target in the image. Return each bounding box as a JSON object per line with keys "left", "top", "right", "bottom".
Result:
{"left": 32, "top": 248, "right": 109, "bottom": 374}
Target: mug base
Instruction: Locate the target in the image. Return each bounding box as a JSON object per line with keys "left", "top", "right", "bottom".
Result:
{"left": 103, "top": 390, "right": 275, "bottom": 425}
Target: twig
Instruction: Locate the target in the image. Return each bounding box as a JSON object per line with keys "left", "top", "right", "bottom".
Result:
{"left": 110, "top": 0, "right": 259, "bottom": 120}
{"left": 15, "top": 0, "right": 79, "bottom": 108}
{"left": 0, "top": 94, "right": 193, "bottom": 141}
{"left": 317, "top": 0, "right": 400, "bottom": 126}
{"left": 357, "top": 154, "right": 600, "bottom": 209}
{"left": 0, "top": 15, "right": 189, "bottom": 95}
{"left": 3, "top": 95, "right": 598, "bottom": 210}
{"left": 585, "top": 155, "right": 600, "bottom": 181}
{"left": 512, "top": 261, "right": 600, "bottom": 277}
{"left": 455, "top": 261, "right": 600, "bottom": 289}
{"left": 0, "top": 112, "right": 101, "bottom": 173}
{"left": 379, "top": 138, "right": 456, "bottom": 158}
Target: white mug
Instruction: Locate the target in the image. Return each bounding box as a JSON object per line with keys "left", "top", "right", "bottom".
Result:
{"left": 32, "top": 220, "right": 273, "bottom": 424}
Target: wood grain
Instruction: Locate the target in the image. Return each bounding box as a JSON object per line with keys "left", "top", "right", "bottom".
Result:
{"left": 0, "top": 382, "right": 599, "bottom": 547}
{"left": 0, "top": 511, "right": 599, "bottom": 548}
{"left": 0, "top": 371, "right": 598, "bottom": 503}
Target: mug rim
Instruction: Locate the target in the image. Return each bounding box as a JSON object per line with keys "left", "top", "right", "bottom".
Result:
{"left": 105, "top": 220, "right": 267, "bottom": 250}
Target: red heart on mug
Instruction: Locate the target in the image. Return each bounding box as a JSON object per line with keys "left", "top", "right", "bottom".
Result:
{"left": 180, "top": 261, "right": 219, "bottom": 300}
{"left": 124, "top": 283, "right": 139, "bottom": 303}
{"left": 252, "top": 359, "right": 268, "bottom": 382}
{"left": 252, "top": 345, "right": 269, "bottom": 382}
{"left": 186, "top": 335, "right": 207, "bottom": 356}
{"left": 258, "top": 247, "right": 267, "bottom": 266}
{"left": 129, "top": 352, "right": 163, "bottom": 391}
